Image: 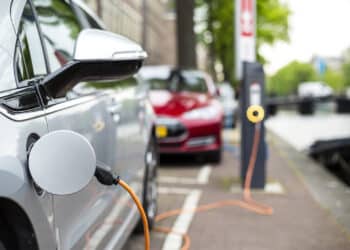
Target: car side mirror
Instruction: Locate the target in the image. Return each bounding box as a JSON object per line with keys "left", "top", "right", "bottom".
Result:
{"left": 28, "top": 130, "right": 96, "bottom": 195}
{"left": 41, "top": 29, "right": 147, "bottom": 98}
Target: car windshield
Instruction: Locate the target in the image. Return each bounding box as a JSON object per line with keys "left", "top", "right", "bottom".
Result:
{"left": 147, "top": 71, "right": 208, "bottom": 93}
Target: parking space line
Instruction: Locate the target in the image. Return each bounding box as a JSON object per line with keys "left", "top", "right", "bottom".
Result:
{"left": 196, "top": 165, "right": 212, "bottom": 184}
{"left": 158, "top": 186, "right": 194, "bottom": 195}
{"left": 161, "top": 189, "right": 202, "bottom": 250}
{"left": 159, "top": 165, "right": 212, "bottom": 186}
{"left": 158, "top": 176, "right": 199, "bottom": 185}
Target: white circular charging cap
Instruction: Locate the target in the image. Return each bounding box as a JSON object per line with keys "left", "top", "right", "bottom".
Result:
{"left": 29, "top": 130, "right": 96, "bottom": 195}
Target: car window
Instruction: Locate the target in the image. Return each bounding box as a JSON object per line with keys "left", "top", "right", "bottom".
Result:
{"left": 75, "top": 5, "right": 103, "bottom": 29}
{"left": 146, "top": 78, "right": 170, "bottom": 90}
{"left": 15, "top": 1, "right": 47, "bottom": 84}
{"left": 145, "top": 72, "right": 208, "bottom": 93}
{"left": 179, "top": 73, "right": 208, "bottom": 93}
{"left": 32, "top": 0, "right": 82, "bottom": 72}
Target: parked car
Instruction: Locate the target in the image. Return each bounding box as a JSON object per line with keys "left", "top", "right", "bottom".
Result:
{"left": 298, "top": 81, "right": 333, "bottom": 98}
{"left": 139, "top": 66, "right": 224, "bottom": 163}
{"left": 0, "top": 1, "right": 157, "bottom": 250}
{"left": 218, "top": 82, "right": 238, "bottom": 128}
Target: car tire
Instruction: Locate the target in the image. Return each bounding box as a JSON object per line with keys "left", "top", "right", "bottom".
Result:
{"left": 0, "top": 218, "right": 17, "bottom": 250}
{"left": 208, "top": 149, "right": 222, "bottom": 164}
{"left": 231, "top": 113, "right": 237, "bottom": 129}
{"left": 134, "top": 137, "right": 158, "bottom": 233}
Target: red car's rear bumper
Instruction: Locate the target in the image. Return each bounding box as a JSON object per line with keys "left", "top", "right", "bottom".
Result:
{"left": 157, "top": 118, "right": 222, "bottom": 154}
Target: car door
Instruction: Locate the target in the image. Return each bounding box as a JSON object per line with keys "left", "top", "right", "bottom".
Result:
{"left": 75, "top": 1, "right": 148, "bottom": 196}
{"left": 30, "top": 1, "right": 129, "bottom": 249}
{"left": 108, "top": 76, "right": 146, "bottom": 196}
{"left": 8, "top": 1, "right": 56, "bottom": 248}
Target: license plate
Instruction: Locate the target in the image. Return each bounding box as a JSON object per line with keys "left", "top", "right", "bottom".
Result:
{"left": 156, "top": 126, "right": 168, "bottom": 138}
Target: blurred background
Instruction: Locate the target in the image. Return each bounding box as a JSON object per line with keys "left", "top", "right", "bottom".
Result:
{"left": 84, "top": 0, "right": 349, "bottom": 97}
{"left": 76, "top": 0, "right": 350, "bottom": 249}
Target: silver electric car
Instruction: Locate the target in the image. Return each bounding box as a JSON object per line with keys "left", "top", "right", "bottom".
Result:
{"left": 0, "top": 0, "right": 158, "bottom": 249}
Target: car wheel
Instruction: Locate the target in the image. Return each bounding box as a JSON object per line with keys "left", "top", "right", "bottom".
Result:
{"left": 135, "top": 137, "right": 158, "bottom": 233}
{"left": 208, "top": 149, "right": 222, "bottom": 164}
{"left": 0, "top": 218, "right": 17, "bottom": 250}
{"left": 231, "top": 113, "right": 237, "bottom": 128}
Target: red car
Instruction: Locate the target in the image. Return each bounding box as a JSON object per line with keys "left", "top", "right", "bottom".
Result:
{"left": 140, "top": 66, "right": 224, "bottom": 162}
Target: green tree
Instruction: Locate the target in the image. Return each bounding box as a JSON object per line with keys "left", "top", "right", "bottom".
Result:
{"left": 342, "top": 63, "right": 350, "bottom": 89}
{"left": 196, "top": 0, "right": 290, "bottom": 85}
{"left": 324, "top": 69, "right": 344, "bottom": 93}
{"left": 268, "top": 61, "right": 316, "bottom": 96}
{"left": 341, "top": 48, "right": 350, "bottom": 90}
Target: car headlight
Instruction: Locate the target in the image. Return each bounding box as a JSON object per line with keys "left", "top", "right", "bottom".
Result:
{"left": 183, "top": 105, "right": 219, "bottom": 120}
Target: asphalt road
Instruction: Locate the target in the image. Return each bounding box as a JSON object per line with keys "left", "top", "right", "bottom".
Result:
{"left": 123, "top": 153, "right": 219, "bottom": 250}
{"left": 122, "top": 128, "right": 350, "bottom": 250}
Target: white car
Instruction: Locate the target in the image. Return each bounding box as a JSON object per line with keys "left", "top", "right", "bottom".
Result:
{"left": 298, "top": 82, "right": 333, "bottom": 98}
{"left": 219, "top": 83, "right": 238, "bottom": 128}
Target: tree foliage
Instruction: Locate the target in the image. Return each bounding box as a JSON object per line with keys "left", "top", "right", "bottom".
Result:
{"left": 324, "top": 69, "right": 344, "bottom": 93}
{"left": 196, "top": 0, "right": 290, "bottom": 85}
{"left": 257, "top": 0, "right": 290, "bottom": 63}
{"left": 342, "top": 48, "right": 350, "bottom": 89}
{"left": 268, "top": 61, "right": 316, "bottom": 96}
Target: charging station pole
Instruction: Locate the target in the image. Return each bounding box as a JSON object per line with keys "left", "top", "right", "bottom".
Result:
{"left": 241, "top": 63, "right": 266, "bottom": 188}
{"left": 235, "top": 0, "right": 267, "bottom": 188}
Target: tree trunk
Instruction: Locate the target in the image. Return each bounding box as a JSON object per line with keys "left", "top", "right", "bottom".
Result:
{"left": 176, "top": 0, "right": 197, "bottom": 69}
{"left": 207, "top": 1, "right": 217, "bottom": 81}
{"left": 96, "top": 0, "right": 102, "bottom": 18}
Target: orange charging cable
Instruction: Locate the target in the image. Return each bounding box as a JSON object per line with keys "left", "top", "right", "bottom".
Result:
{"left": 153, "top": 121, "right": 273, "bottom": 250}
{"left": 118, "top": 179, "right": 151, "bottom": 250}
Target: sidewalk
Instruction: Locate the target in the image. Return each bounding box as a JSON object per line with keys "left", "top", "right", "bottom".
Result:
{"left": 187, "top": 132, "right": 350, "bottom": 250}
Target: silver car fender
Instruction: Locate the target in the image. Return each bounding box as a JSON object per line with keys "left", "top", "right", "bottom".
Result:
{"left": 0, "top": 156, "right": 57, "bottom": 250}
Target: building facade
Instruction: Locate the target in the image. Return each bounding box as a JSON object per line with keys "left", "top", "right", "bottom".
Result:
{"left": 85, "top": 0, "right": 176, "bottom": 66}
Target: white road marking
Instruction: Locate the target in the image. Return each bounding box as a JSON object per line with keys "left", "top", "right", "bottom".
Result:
{"left": 230, "top": 181, "right": 285, "bottom": 194}
{"left": 196, "top": 165, "right": 212, "bottom": 184}
{"left": 159, "top": 165, "right": 212, "bottom": 185}
{"left": 158, "top": 186, "right": 194, "bottom": 195}
{"left": 264, "top": 182, "right": 285, "bottom": 194}
{"left": 162, "top": 189, "right": 202, "bottom": 250}
{"left": 158, "top": 176, "right": 199, "bottom": 185}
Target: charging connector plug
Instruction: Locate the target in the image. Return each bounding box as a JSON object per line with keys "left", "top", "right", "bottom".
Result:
{"left": 95, "top": 167, "right": 120, "bottom": 186}
{"left": 94, "top": 166, "right": 150, "bottom": 250}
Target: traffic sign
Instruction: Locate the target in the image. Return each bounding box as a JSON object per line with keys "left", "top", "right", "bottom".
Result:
{"left": 235, "top": 0, "right": 256, "bottom": 80}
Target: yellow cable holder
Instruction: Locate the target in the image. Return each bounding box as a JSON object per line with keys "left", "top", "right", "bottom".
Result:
{"left": 246, "top": 105, "right": 265, "bottom": 123}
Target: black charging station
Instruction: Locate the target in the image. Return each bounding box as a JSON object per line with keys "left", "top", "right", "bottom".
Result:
{"left": 240, "top": 62, "right": 267, "bottom": 189}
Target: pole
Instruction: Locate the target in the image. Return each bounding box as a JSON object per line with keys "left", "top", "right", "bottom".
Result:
{"left": 142, "top": 0, "right": 148, "bottom": 50}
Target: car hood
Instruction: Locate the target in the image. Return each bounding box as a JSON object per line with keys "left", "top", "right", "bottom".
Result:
{"left": 149, "top": 90, "right": 212, "bottom": 117}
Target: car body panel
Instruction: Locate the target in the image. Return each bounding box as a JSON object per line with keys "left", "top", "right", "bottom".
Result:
{"left": 150, "top": 90, "right": 212, "bottom": 116}
{"left": 0, "top": 101, "right": 55, "bottom": 249}
{"left": 219, "top": 83, "right": 238, "bottom": 128}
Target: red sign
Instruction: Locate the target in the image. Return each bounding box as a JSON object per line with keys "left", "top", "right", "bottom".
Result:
{"left": 240, "top": 0, "right": 254, "bottom": 37}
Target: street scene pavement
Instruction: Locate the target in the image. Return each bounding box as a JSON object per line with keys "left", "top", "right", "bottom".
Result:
{"left": 123, "top": 115, "right": 350, "bottom": 250}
